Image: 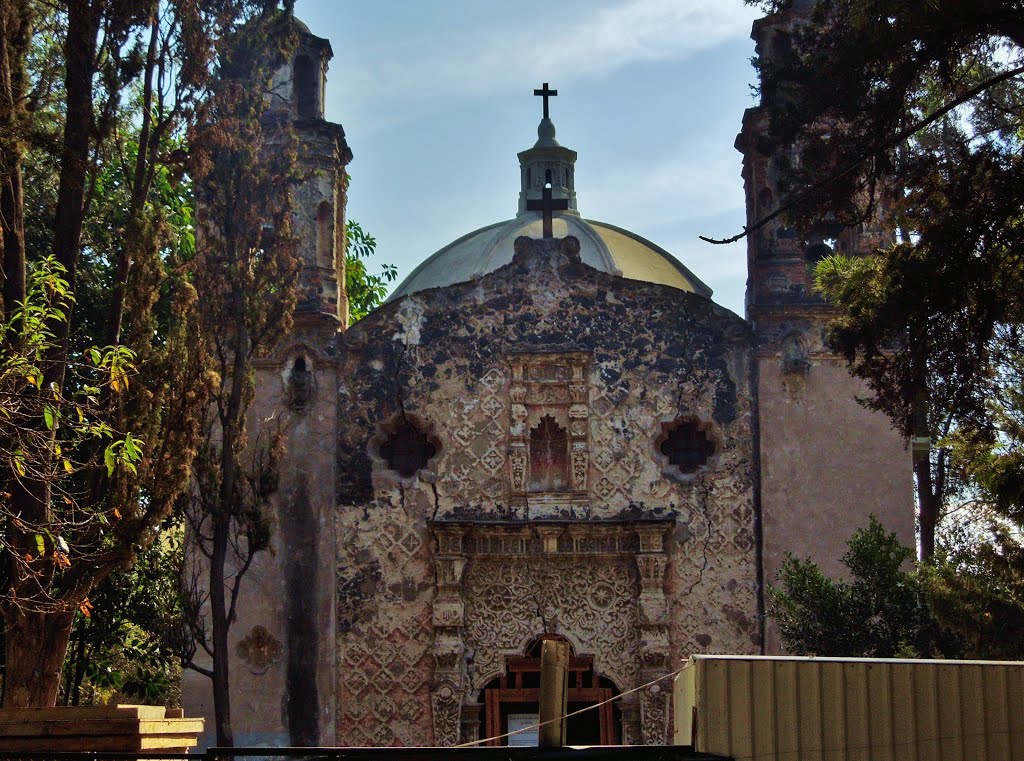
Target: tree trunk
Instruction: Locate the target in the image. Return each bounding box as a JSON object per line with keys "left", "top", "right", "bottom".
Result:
{"left": 209, "top": 513, "right": 234, "bottom": 747}
{"left": 0, "top": 0, "right": 30, "bottom": 319}
{"left": 2, "top": 608, "right": 74, "bottom": 707}
{"left": 916, "top": 456, "right": 938, "bottom": 560}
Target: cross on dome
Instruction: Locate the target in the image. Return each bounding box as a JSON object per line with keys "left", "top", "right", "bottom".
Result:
{"left": 526, "top": 182, "right": 570, "bottom": 238}
{"left": 533, "top": 82, "right": 557, "bottom": 120}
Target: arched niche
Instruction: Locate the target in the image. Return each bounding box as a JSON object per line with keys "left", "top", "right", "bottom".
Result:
{"left": 528, "top": 414, "right": 570, "bottom": 492}
{"left": 315, "top": 201, "right": 333, "bottom": 268}
{"left": 294, "top": 54, "right": 318, "bottom": 118}
{"left": 478, "top": 636, "right": 621, "bottom": 746}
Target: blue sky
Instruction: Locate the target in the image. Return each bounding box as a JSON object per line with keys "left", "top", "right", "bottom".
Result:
{"left": 293, "top": 0, "right": 763, "bottom": 317}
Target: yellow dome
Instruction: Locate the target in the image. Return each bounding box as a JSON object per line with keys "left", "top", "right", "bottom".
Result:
{"left": 388, "top": 213, "right": 710, "bottom": 302}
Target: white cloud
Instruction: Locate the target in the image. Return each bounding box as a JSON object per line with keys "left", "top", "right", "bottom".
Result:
{"left": 333, "top": 0, "right": 758, "bottom": 128}
{"left": 583, "top": 136, "right": 746, "bottom": 229}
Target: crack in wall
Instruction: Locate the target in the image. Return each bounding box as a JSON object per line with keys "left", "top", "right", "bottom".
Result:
{"left": 429, "top": 480, "right": 441, "bottom": 522}
{"left": 680, "top": 478, "right": 714, "bottom": 597}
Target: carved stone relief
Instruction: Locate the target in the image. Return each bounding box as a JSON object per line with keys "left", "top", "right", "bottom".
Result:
{"left": 429, "top": 520, "right": 674, "bottom": 745}
{"left": 506, "top": 353, "right": 591, "bottom": 516}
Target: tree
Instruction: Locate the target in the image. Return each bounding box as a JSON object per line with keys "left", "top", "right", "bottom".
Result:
{"left": 58, "top": 521, "right": 185, "bottom": 706}
{"left": 917, "top": 352, "right": 1024, "bottom": 658}
{"left": 0, "top": 0, "right": 285, "bottom": 707}
{"left": 771, "top": 516, "right": 960, "bottom": 658}
{"left": 744, "top": 0, "right": 1024, "bottom": 558}
{"left": 345, "top": 218, "right": 396, "bottom": 323}
{"left": 179, "top": 6, "right": 300, "bottom": 746}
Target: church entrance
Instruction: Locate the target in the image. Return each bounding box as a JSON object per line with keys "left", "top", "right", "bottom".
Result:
{"left": 480, "top": 637, "right": 620, "bottom": 746}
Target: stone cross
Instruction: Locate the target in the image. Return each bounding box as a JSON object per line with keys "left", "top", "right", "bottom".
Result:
{"left": 526, "top": 183, "right": 569, "bottom": 238}
{"left": 534, "top": 82, "right": 557, "bottom": 119}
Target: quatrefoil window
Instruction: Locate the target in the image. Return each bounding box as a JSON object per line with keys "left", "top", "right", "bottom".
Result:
{"left": 380, "top": 420, "right": 437, "bottom": 478}
{"left": 660, "top": 420, "right": 715, "bottom": 474}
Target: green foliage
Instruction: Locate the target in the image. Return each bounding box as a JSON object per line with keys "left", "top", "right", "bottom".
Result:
{"left": 345, "top": 219, "right": 397, "bottom": 323}
{"left": 59, "top": 524, "right": 185, "bottom": 706}
{"left": 750, "top": 0, "right": 1024, "bottom": 440}
{"left": 770, "top": 517, "right": 961, "bottom": 658}
{"left": 916, "top": 352, "right": 1024, "bottom": 658}
{"left": 921, "top": 520, "right": 1024, "bottom": 659}
{"left": 0, "top": 256, "right": 142, "bottom": 561}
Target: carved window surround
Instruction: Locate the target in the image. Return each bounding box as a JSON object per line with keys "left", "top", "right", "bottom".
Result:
{"left": 506, "top": 352, "right": 591, "bottom": 517}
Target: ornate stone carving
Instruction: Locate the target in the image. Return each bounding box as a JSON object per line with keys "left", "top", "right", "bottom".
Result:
{"left": 430, "top": 524, "right": 468, "bottom": 746}
{"left": 448, "top": 521, "right": 672, "bottom": 704}
{"left": 640, "top": 684, "right": 671, "bottom": 745}
{"left": 236, "top": 625, "right": 282, "bottom": 674}
{"left": 571, "top": 442, "right": 588, "bottom": 491}
{"left": 509, "top": 444, "right": 527, "bottom": 491}
{"left": 635, "top": 524, "right": 671, "bottom": 744}
{"left": 431, "top": 682, "right": 462, "bottom": 747}
{"left": 505, "top": 352, "right": 591, "bottom": 512}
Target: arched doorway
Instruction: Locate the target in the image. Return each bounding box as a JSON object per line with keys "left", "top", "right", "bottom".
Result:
{"left": 480, "top": 636, "right": 621, "bottom": 746}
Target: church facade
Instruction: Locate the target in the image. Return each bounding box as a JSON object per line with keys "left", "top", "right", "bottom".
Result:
{"left": 183, "top": 7, "right": 912, "bottom": 748}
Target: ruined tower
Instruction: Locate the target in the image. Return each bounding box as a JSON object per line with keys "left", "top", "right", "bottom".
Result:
{"left": 735, "top": 3, "right": 913, "bottom": 633}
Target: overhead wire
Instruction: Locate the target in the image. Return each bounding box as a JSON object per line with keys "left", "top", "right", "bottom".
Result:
{"left": 454, "top": 663, "right": 688, "bottom": 748}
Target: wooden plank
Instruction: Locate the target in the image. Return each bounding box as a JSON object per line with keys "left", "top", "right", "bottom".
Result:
{"left": 702, "top": 657, "right": 731, "bottom": 754}
{"left": 1008, "top": 664, "right": 1024, "bottom": 761}
{"left": 1, "top": 734, "right": 198, "bottom": 751}
{"left": 818, "top": 662, "right": 846, "bottom": 761}
{"left": 866, "top": 661, "right": 894, "bottom": 761}
{"left": 727, "top": 658, "right": 753, "bottom": 761}
{"left": 774, "top": 659, "right": 800, "bottom": 760}
{"left": 982, "top": 665, "right": 1008, "bottom": 761}
{"left": 937, "top": 662, "right": 963, "bottom": 761}
{"left": 796, "top": 660, "right": 823, "bottom": 761}
{"left": 912, "top": 661, "right": 940, "bottom": 761}
{"left": 889, "top": 663, "right": 916, "bottom": 761}
{"left": 750, "top": 660, "right": 776, "bottom": 761}
{"left": 0, "top": 718, "right": 204, "bottom": 737}
{"left": 0, "top": 705, "right": 167, "bottom": 722}
{"left": 961, "top": 665, "right": 986, "bottom": 760}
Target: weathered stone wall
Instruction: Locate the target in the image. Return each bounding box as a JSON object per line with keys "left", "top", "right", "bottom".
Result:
{"left": 333, "top": 236, "right": 759, "bottom": 746}
{"left": 181, "top": 328, "right": 340, "bottom": 748}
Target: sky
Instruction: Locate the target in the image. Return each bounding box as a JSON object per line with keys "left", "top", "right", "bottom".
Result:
{"left": 293, "top": 0, "right": 763, "bottom": 318}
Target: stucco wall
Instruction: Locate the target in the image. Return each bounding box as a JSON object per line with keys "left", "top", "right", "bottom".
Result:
{"left": 758, "top": 355, "right": 914, "bottom": 652}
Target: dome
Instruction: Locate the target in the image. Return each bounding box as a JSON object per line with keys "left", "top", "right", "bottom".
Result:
{"left": 388, "top": 214, "right": 711, "bottom": 302}
{"left": 388, "top": 89, "right": 712, "bottom": 303}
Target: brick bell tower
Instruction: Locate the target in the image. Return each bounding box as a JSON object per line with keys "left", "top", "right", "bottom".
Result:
{"left": 736, "top": 3, "right": 914, "bottom": 651}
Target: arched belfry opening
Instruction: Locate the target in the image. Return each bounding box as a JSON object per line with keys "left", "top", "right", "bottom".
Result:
{"left": 315, "top": 201, "right": 332, "bottom": 268}
{"left": 479, "top": 636, "right": 621, "bottom": 746}
{"left": 294, "top": 54, "right": 318, "bottom": 118}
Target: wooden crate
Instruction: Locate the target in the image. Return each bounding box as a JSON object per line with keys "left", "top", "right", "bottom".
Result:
{"left": 0, "top": 704, "right": 204, "bottom": 753}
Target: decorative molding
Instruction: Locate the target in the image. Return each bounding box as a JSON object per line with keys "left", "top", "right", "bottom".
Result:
{"left": 429, "top": 519, "right": 674, "bottom": 745}
{"left": 430, "top": 525, "right": 467, "bottom": 746}
{"left": 505, "top": 353, "right": 591, "bottom": 514}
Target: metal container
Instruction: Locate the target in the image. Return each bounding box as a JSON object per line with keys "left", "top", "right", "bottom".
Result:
{"left": 674, "top": 654, "right": 1024, "bottom": 760}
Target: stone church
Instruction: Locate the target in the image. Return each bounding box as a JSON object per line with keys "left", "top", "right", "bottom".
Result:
{"left": 183, "top": 7, "right": 912, "bottom": 749}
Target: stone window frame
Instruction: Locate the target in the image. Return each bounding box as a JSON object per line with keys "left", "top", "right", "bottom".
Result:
{"left": 654, "top": 416, "right": 720, "bottom": 479}
{"left": 368, "top": 412, "right": 442, "bottom": 484}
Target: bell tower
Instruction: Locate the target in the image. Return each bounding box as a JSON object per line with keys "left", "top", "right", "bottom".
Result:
{"left": 736, "top": 4, "right": 914, "bottom": 650}
{"left": 195, "top": 17, "right": 351, "bottom": 747}
{"left": 268, "top": 19, "right": 353, "bottom": 344}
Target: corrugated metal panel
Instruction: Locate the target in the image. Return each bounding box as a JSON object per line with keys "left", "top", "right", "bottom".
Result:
{"left": 673, "top": 655, "right": 1024, "bottom": 761}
